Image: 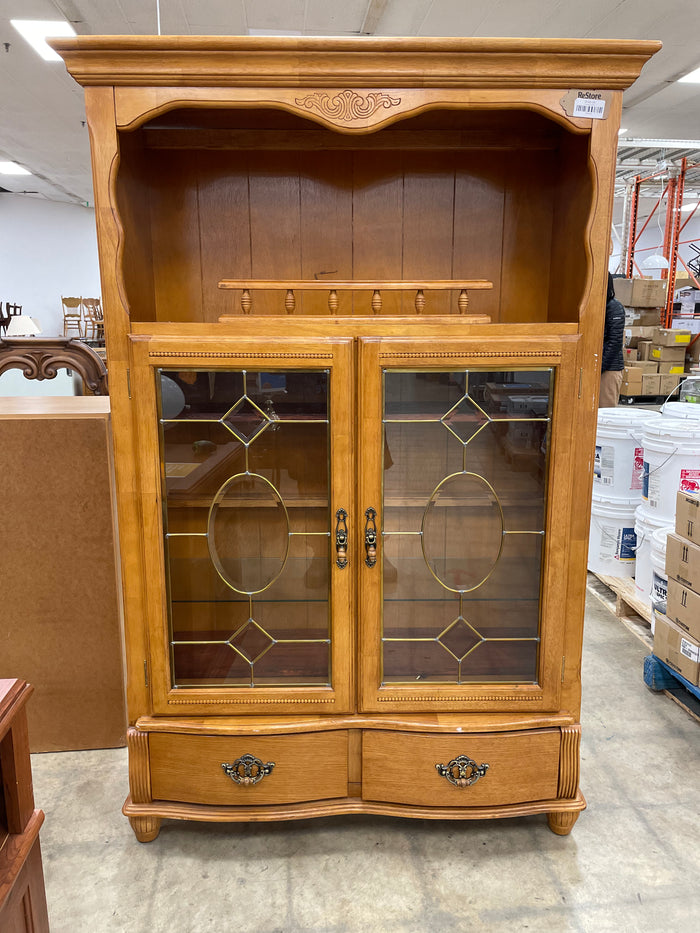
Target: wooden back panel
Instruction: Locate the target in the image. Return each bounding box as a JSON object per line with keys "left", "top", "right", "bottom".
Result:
{"left": 115, "top": 109, "right": 591, "bottom": 325}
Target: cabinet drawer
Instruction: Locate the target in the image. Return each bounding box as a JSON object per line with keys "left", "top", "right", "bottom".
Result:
{"left": 150, "top": 731, "right": 348, "bottom": 806}
{"left": 362, "top": 729, "right": 560, "bottom": 808}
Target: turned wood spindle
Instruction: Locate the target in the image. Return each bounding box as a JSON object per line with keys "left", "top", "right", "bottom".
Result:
{"left": 328, "top": 289, "right": 339, "bottom": 313}
{"left": 241, "top": 289, "right": 252, "bottom": 314}
{"left": 414, "top": 289, "right": 426, "bottom": 314}
{"left": 285, "top": 289, "right": 296, "bottom": 313}
{"left": 458, "top": 289, "right": 469, "bottom": 314}
{"left": 371, "top": 289, "right": 382, "bottom": 314}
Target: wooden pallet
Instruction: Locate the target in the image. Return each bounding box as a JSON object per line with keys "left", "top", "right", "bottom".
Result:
{"left": 587, "top": 571, "right": 653, "bottom": 649}
{"left": 643, "top": 655, "right": 700, "bottom": 725}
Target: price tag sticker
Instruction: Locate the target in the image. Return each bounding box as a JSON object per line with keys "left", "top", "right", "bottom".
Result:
{"left": 560, "top": 89, "right": 611, "bottom": 120}
{"left": 573, "top": 97, "right": 606, "bottom": 119}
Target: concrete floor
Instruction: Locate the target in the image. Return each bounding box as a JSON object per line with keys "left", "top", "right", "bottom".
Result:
{"left": 31, "top": 589, "right": 700, "bottom": 933}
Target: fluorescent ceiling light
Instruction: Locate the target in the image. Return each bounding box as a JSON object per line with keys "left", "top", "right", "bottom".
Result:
{"left": 0, "top": 161, "right": 31, "bottom": 175}
{"left": 618, "top": 128, "right": 628, "bottom": 135}
{"left": 678, "top": 66, "right": 700, "bottom": 83}
{"left": 11, "top": 19, "right": 76, "bottom": 61}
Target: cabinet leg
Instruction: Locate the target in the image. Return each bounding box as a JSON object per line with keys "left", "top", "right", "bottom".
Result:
{"left": 129, "top": 815, "right": 161, "bottom": 843}
{"left": 547, "top": 810, "right": 580, "bottom": 836}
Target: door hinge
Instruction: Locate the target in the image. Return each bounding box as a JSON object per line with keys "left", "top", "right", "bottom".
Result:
{"left": 561, "top": 656, "right": 566, "bottom": 683}
{"left": 126, "top": 368, "right": 132, "bottom": 399}
{"left": 144, "top": 660, "right": 149, "bottom": 687}
{"left": 578, "top": 368, "right": 583, "bottom": 399}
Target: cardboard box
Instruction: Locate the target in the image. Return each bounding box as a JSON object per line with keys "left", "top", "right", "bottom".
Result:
{"left": 614, "top": 277, "right": 667, "bottom": 308}
{"left": 657, "top": 362, "right": 685, "bottom": 375}
{"left": 624, "top": 326, "right": 655, "bottom": 347}
{"left": 628, "top": 361, "right": 658, "bottom": 374}
{"left": 620, "top": 369, "right": 661, "bottom": 396}
{"left": 658, "top": 374, "right": 681, "bottom": 396}
{"left": 636, "top": 311, "right": 663, "bottom": 326}
{"left": 675, "top": 490, "right": 700, "bottom": 544}
{"left": 666, "top": 577, "right": 700, "bottom": 642}
{"left": 642, "top": 373, "right": 661, "bottom": 395}
{"left": 653, "top": 327, "right": 692, "bottom": 346}
{"left": 651, "top": 345, "right": 687, "bottom": 362}
{"left": 653, "top": 613, "right": 700, "bottom": 686}
{"left": 638, "top": 339, "right": 652, "bottom": 360}
{"left": 621, "top": 367, "right": 643, "bottom": 394}
{"left": 666, "top": 532, "right": 700, "bottom": 591}
{"left": 623, "top": 347, "right": 639, "bottom": 363}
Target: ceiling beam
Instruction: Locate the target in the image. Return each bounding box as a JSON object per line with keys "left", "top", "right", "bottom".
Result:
{"left": 360, "top": 0, "right": 389, "bottom": 35}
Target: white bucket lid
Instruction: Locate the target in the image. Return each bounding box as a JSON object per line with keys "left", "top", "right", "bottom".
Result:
{"left": 597, "top": 408, "right": 661, "bottom": 427}
{"left": 635, "top": 503, "right": 674, "bottom": 529}
{"left": 642, "top": 417, "right": 700, "bottom": 453}
{"left": 591, "top": 492, "right": 638, "bottom": 516}
{"left": 651, "top": 526, "right": 672, "bottom": 551}
{"left": 661, "top": 401, "right": 700, "bottom": 420}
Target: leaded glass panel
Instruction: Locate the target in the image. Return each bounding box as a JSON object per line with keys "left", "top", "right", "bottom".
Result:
{"left": 158, "top": 369, "right": 331, "bottom": 688}
{"left": 382, "top": 369, "right": 552, "bottom": 685}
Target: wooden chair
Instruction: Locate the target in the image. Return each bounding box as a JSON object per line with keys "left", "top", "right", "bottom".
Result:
{"left": 82, "top": 297, "right": 104, "bottom": 342}
{"left": 61, "top": 296, "right": 83, "bottom": 338}
{"left": 1, "top": 303, "right": 22, "bottom": 336}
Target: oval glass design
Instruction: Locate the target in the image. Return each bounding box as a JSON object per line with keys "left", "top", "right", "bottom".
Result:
{"left": 421, "top": 472, "right": 504, "bottom": 593}
{"left": 207, "top": 472, "right": 289, "bottom": 595}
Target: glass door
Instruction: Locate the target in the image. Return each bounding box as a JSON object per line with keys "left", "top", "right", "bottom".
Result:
{"left": 358, "top": 335, "right": 580, "bottom": 712}
{"left": 131, "top": 336, "right": 354, "bottom": 715}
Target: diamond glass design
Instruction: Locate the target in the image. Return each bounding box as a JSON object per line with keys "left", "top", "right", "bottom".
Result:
{"left": 442, "top": 396, "right": 489, "bottom": 444}
{"left": 437, "top": 617, "right": 482, "bottom": 661}
{"left": 221, "top": 397, "right": 269, "bottom": 443}
{"left": 227, "top": 619, "right": 274, "bottom": 664}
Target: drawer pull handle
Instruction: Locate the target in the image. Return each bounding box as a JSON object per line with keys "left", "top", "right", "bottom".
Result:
{"left": 221, "top": 755, "right": 275, "bottom": 786}
{"left": 436, "top": 755, "right": 489, "bottom": 788}
{"left": 335, "top": 508, "right": 349, "bottom": 569}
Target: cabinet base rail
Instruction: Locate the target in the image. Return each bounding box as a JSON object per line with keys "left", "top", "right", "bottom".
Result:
{"left": 123, "top": 791, "right": 586, "bottom": 842}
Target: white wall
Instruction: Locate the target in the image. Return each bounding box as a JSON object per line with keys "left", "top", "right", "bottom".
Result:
{"left": 0, "top": 194, "right": 101, "bottom": 337}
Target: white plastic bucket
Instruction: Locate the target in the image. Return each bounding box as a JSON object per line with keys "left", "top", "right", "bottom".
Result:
{"left": 650, "top": 526, "right": 671, "bottom": 619}
{"left": 634, "top": 505, "right": 672, "bottom": 601}
{"left": 661, "top": 401, "right": 700, "bottom": 420}
{"left": 594, "top": 408, "right": 661, "bottom": 499}
{"left": 588, "top": 494, "right": 638, "bottom": 577}
{"left": 642, "top": 418, "right": 700, "bottom": 519}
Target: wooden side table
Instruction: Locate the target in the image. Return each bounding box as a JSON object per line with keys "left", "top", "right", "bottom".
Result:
{"left": 0, "top": 679, "right": 50, "bottom": 932}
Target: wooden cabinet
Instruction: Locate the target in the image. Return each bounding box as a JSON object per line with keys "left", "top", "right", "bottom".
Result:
{"left": 55, "top": 35, "right": 660, "bottom": 840}
{"left": 0, "top": 680, "right": 50, "bottom": 933}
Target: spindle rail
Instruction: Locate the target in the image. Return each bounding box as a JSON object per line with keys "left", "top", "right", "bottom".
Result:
{"left": 217, "top": 279, "right": 493, "bottom": 315}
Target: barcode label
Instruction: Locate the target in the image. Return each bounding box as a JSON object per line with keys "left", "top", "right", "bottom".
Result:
{"left": 594, "top": 444, "right": 615, "bottom": 486}
{"left": 573, "top": 98, "right": 606, "bottom": 119}
{"left": 680, "top": 638, "right": 700, "bottom": 663}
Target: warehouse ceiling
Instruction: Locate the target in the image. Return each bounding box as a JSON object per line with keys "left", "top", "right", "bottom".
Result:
{"left": 0, "top": 0, "right": 699, "bottom": 216}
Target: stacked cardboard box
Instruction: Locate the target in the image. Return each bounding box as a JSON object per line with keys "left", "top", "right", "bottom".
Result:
{"left": 620, "top": 365, "right": 660, "bottom": 397}
{"left": 620, "top": 328, "right": 691, "bottom": 397}
{"left": 614, "top": 277, "right": 667, "bottom": 309}
{"left": 654, "top": 491, "right": 700, "bottom": 686}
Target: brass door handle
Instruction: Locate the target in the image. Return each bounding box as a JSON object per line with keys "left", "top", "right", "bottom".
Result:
{"left": 221, "top": 755, "right": 275, "bottom": 786}
{"left": 335, "top": 508, "right": 348, "bottom": 569}
{"left": 436, "top": 755, "right": 489, "bottom": 788}
{"left": 364, "top": 507, "right": 377, "bottom": 568}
